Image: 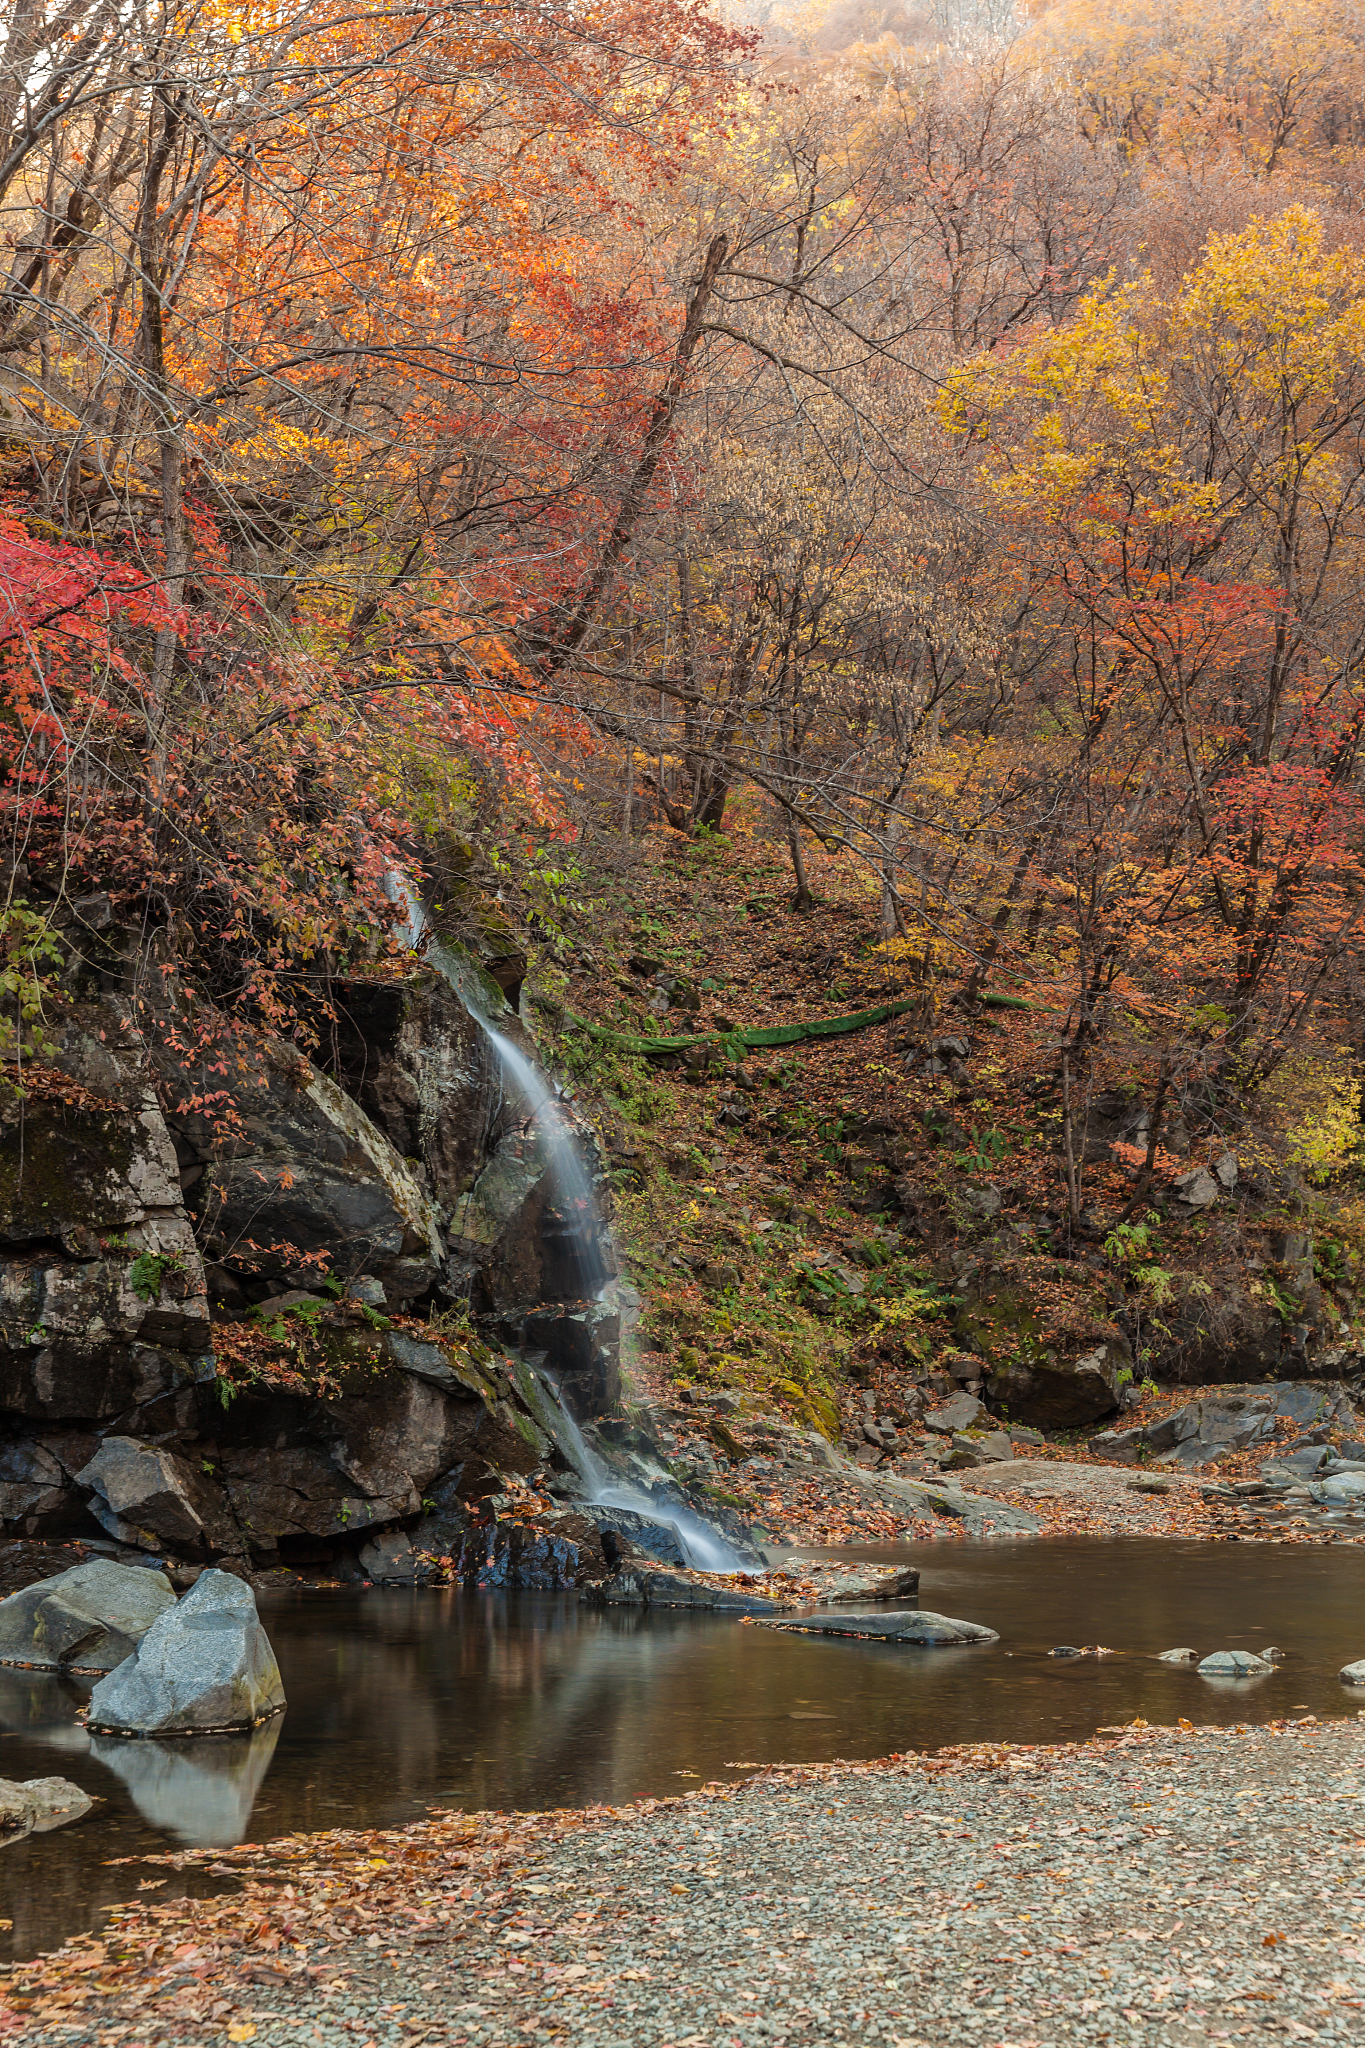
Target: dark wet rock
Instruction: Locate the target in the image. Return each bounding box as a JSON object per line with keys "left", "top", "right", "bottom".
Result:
{"left": 0, "top": 1558, "right": 174, "bottom": 1673}
{"left": 0, "top": 1775, "right": 93, "bottom": 1839}
{"left": 320, "top": 971, "right": 497, "bottom": 1211}
{"left": 0, "top": 1013, "right": 211, "bottom": 1427}
{"left": 522, "top": 1299, "right": 622, "bottom": 1414}
{"left": 1049, "top": 1646, "right": 1082, "bottom": 1658}
{"left": 87, "top": 1569, "right": 285, "bottom": 1735}
{"left": 0, "top": 1435, "right": 101, "bottom": 1537}
{"left": 75, "top": 1438, "right": 236, "bottom": 1556}
{"left": 159, "top": 1029, "right": 445, "bottom": 1308}
{"left": 987, "top": 1342, "right": 1124, "bottom": 1429}
{"left": 765, "top": 1609, "right": 998, "bottom": 1645}
{"left": 578, "top": 1504, "right": 687, "bottom": 1568}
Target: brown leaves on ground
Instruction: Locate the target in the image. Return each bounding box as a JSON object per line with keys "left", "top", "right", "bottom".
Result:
{"left": 1, "top": 1718, "right": 1352, "bottom": 2043}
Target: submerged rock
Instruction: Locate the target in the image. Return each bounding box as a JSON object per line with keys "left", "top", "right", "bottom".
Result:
{"left": 0, "top": 1559, "right": 175, "bottom": 1673}
{"left": 1197, "top": 1650, "right": 1274, "bottom": 1677}
{"left": 1157, "top": 1647, "right": 1200, "bottom": 1663}
{"left": 765, "top": 1609, "right": 998, "bottom": 1645}
{"left": 87, "top": 1570, "right": 285, "bottom": 1736}
{"left": 0, "top": 1775, "right": 93, "bottom": 1840}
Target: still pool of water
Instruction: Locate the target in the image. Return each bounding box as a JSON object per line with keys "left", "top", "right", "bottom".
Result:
{"left": 2, "top": 1537, "right": 1363, "bottom": 1960}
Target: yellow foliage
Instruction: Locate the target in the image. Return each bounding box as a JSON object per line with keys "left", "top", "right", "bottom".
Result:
{"left": 1259, "top": 1058, "right": 1364, "bottom": 1184}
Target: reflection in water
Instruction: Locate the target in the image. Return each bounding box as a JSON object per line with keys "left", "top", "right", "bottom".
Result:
{"left": 90, "top": 1720, "right": 282, "bottom": 1846}
{"left": 1, "top": 1536, "right": 1364, "bottom": 1960}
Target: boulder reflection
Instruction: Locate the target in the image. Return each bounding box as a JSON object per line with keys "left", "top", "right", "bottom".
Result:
{"left": 90, "top": 1719, "right": 282, "bottom": 1846}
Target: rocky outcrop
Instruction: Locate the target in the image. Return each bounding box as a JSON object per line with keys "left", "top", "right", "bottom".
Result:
{"left": 0, "top": 938, "right": 634, "bottom": 1576}
{"left": 87, "top": 1569, "right": 285, "bottom": 1735}
{"left": 1091, "top": 1382, "right": 1354, "bottom": 1470}
{"left": 0, "top": 1009, "right": 211, "bottom": 1432}
{"left": 158, "top": 1025, "right": 446, "bottom": 1312}
{"left": 0, "top": 1559, "right": 175, "bottom": 1673}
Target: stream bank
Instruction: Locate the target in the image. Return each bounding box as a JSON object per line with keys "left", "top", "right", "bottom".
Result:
{"left": 7, "top": 1717, "right": 1365, "bottom": 2045}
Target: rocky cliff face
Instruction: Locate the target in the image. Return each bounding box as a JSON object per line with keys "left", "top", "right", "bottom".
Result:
{"left": 0, "top": 949, "right": 623, "bottom": 1581}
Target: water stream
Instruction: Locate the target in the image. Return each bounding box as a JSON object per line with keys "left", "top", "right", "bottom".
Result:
{"left": 4, "top": 1538, "right": 1364, "bottom": 1961}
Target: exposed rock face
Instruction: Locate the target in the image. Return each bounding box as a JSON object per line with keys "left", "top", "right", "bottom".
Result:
{"left": 158, "top": 1028, "right": 446, "bottom": 1310}
{"left": 987, "top": 1342, "right": 1125, "bottom": 1428}
{"left": 0, "top": 949, "right": 628, "bottom": 1572}
{"left": 0, "top": 1559, "right": 175, "bottom": 1673}
{"left": 0, "top": 1011, "right": 211, "bottom": 1433}
{"left": 87, "top": 1570, "right": 286, "bottom": 1735}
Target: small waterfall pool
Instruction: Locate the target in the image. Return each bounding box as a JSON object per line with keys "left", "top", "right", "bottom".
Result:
{"left": 4, "top": 1537, "right": 1365, "bottom": 1961}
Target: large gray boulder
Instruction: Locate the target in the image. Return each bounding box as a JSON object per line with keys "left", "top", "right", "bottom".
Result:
{"left": 87, "top": 1570, "right": 285, "bottom": 1735}
{"left": 0, "top": 1558, "right": 175, "bottom": 1673}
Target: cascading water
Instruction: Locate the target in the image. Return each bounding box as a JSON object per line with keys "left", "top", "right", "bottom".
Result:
{"left": 385, "top": 871, "right": 756, "bottom": 1574}
{"left": 526, "top": 1368, "right": 757, "bottom": 1575}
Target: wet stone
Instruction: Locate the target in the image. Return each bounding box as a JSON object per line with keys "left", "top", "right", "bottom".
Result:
{"left": 764, "top": 1608, "right": 998, "bottom": 1645}
{"left": 1197, "top": 1650, "right": 1274, "bottom": 1677}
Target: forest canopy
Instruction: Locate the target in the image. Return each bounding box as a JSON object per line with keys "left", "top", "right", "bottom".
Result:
{"left": 4, "top": 0, "right": 1365, "bottom": 1197}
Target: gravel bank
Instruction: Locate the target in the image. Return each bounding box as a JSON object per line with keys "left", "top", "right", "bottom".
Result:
{"left": 11, "top": 1719, "right": 1365, "bottom": 2047}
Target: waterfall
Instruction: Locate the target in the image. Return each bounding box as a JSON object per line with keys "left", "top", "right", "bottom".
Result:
{"left": 386, "top": 871, "right": 757, "bottom": 1575}
{"left": 529, "top": 1367, "right": 757, "bottom": 1575}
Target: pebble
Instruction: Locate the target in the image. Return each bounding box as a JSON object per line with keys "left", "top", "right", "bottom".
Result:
{"left": 75, "top": 1722, "right": 1365, "bottom": 2048}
